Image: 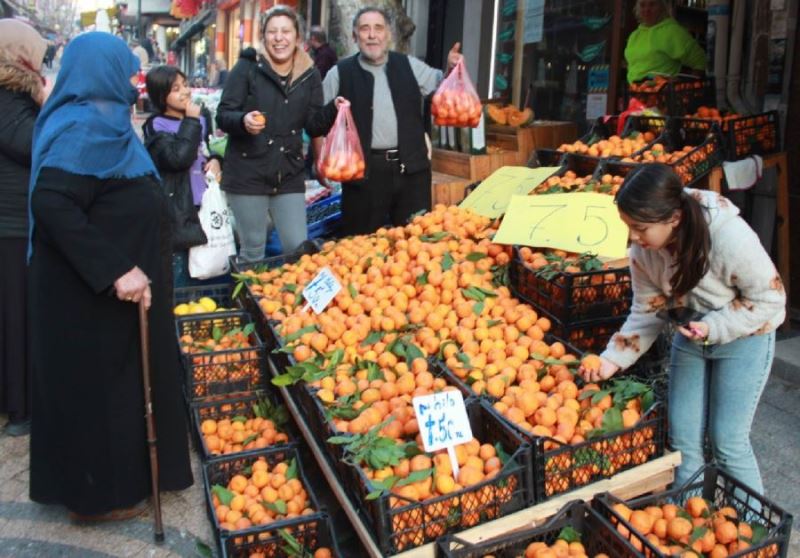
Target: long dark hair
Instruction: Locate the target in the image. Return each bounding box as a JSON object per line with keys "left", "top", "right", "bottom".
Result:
{"left": 615, "top": 163, "right": 710, "bottom": 297}
{"left": 145, "top": 65, "right": 185, "bottom": 115}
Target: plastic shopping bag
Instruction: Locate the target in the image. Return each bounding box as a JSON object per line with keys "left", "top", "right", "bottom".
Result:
{"left": 317, "top": 101, "right": 365, "bottom": 183}
{"left": 431, "top": 59, "right": 482, "bottom": 127}
{"left": 189, "top": 173, "right": 236, "bottom": 279}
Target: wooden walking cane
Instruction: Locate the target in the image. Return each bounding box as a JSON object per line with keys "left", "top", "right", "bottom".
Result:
{"left": 139, "top": 300, "right": 165, "bottom": 543}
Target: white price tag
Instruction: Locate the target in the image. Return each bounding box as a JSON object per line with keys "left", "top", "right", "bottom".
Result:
{"left": 412, "top": 391, "right": 472, "bottom": 453}
{"left": 301, "top": 267, "right": 342, "bottom": 314}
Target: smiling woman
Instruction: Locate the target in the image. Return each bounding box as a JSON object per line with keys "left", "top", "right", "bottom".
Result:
{"left": 215, "top": 4, "right": 332, "bottom": 261}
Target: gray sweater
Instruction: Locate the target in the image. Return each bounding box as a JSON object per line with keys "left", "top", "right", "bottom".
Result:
{"left": 602, "top": 188, "right": 786, "bottom": 370}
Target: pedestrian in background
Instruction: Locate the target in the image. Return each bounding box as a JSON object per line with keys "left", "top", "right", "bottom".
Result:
{"left": 320, "top": 6, "right": 463, "bottom": 235}
{"left": 143, "top": 64, "right": 223, "bottom": 293}
{"left": 28, "top": 32, "right": 192, "bottom": 521}
{"left": 0, "top": 18, "right": 49, "bottom": 437}
{"left": 216, "top": 5, "right": 330, "bottom": 261}
{"left": 309, "top": 25, "right": 337, "bottom": 79}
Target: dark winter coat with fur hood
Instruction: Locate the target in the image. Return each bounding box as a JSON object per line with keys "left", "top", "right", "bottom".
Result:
{"left": 0, "top": 54, "right": 42, "bottom": 238}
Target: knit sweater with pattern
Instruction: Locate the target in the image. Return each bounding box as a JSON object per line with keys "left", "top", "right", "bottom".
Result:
{"left": 602, "top": 188, "right": 786, "bottom": 370}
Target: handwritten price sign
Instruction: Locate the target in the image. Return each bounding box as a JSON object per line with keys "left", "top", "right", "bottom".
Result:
{"left": 459, "top": 166, "right": 561, "bottom": 218}
{"left": 412, "top": 390, "right": 472, "bottom": 453}
{"left": 492, "top": 192, "right": 629, "bottom": 259}
{"left": 302, "top": 267, "right": 342, "bottom": 314}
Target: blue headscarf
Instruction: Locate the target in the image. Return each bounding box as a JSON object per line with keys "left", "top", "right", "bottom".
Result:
{"left": 28, "top": 32, "right": 158, "bottom": 256}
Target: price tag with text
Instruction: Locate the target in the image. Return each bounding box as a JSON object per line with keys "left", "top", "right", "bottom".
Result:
{"left": 459, "top": 166, "right": 561, "bottom": 218}
{"left": 412, "top": 390, "right": 472, "bottom": 452}
{"left": 492, "top": 192, "right": 629, "bottom": 259}
{"left": 302, "top": 267, "right": 342, "bottom": 314}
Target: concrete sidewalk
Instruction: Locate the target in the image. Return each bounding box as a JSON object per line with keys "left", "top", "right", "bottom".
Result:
{"left": 0, "top": 371, "right": 797, "bottom": 556}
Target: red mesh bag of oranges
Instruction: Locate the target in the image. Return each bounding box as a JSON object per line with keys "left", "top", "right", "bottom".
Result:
{"left": 317, "top": 100, "right": 366, "bottom": 183}
{"left": 431, "top": 59, "right": 482, "bottom": 127}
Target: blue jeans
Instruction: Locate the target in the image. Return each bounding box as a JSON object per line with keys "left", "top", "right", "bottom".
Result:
{"left": 668, "top": 331, "right": 775, "bottom": 492}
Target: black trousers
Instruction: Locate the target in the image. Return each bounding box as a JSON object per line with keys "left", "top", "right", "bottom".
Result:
{"left": 0, "top": 238, "right": 30, "bottom": 422}
{"left": 340, "top": 153, "right": 432, "bottom": 236}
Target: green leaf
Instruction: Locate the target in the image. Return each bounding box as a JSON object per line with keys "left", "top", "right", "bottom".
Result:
{"left": 396, "top": 467, "right": 434, "bottom": 487}
{"left": 195, "top": 540, "right": 213, "bottom": 557}
{"left": 212, "top": 326, "right": 223, "bottom": 342}
{"left": 592, "top": 390, "right": 611, "bottom": 405}
{"left": 442, "top": 252, "right": 455, "bottom": 271}
{"left": 242, "top": 323, "right": 255, "bottom": 336}
{"left": 232, "top": 415, "right": 248, "bottom": 423}
{"left": 361, "top": 331, "right": 384, "bottom": 346}
{"left": 242, "top": 434, "right": 257, "bottom": 446}
{"left": 486, "top": 319, "right": 503, "bottom": 327}
{"left": 601, "top": 407, "right": 623, "bottom": 433}
{"left": 285, "top": 324, "right": 319, "bottom": 343}
{"left": 327, "top": 435, "right": 352, "bottom": 445}
{"left": 367, "top": 363, "right": 385, "bottom": 382}
{"left": 578, "top": 389, "right": 598, "bottom": 401}
{"left": 676, "top": 508, "right": 693, "bottom": 521}
{"left": 557, "top": 525, "right": 582, "bottom": 544}
{"left": 404, "top": 341, "right": 425, "bottom": 362}
{"left": 272, "top": 374, "right": 298, "bottom": 387}
{"left": 750, "top": 523, "right": 769, "bottom": 544}
{"left": 473, "top": 301, "right": 485, "bottom": 316}
{"left": 416, "top": 271, "right": 429, "bottom": 285}
{"left": 280, "top": 283, "right": 297, "bottom": 294}
{"left": 277, "top": 529, "right": 303, "bottom": 553}
{"left": 348, "top": 283, "right": 358, "bottom": 298}
{"left": 494, "top": 442, "right": 511, "bottom": 466}
{"left": 267, "top": 499, "right": 287, "bottom": 515}
{"left": 466, "top": 252, "right": 488, "bottom": 262}
{"left": 461, "top": 287, "right": 486, "bottom": 302}
{"left": 641, "top": 390, "right": 655, "bottom": 414}
{"left": 231, "top": 281, "right": 244, "bottom": 299}
{"left": 286, "top": 457, "right": 298, "bottom": 480}
{"left": 689, "top": 525, "right": 708, "bottom": 544}
{"left": 456, "top": 352, "right": 473, "bottom": 369}
{"left": 211, "top": 484, "right": 234, "bottom": 506}
{"left": 366, "top": 489, "right": 385, "bottom": 500}
{"left": 420, "top": 231, "right": 452, "bottom": 242}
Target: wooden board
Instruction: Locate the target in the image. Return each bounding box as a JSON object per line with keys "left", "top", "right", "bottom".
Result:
{"left": 431, "top": 148, "right": 518, "bottom": 181}
{"left": 431, "top": 171, "right": 471, "bottom": 206}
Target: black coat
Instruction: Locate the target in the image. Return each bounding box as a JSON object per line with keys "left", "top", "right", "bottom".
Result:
{"left": 0, "top": 87, "right": 38, "bottom": 239}
{"left": 29, "top": 168, "right": 193, "bottom": 515}
{"left": 216, "top": 48, "right": 331, "bottom": 196}
{"left": 143, "top": 113, "right": 214, "bottom": 251}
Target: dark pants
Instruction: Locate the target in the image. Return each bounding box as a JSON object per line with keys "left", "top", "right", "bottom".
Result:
{"left": 340, "top": 152, "right": 432, "bottom": 236}
{"left": 0, "top": 238, "right": 30, "bottom": 423}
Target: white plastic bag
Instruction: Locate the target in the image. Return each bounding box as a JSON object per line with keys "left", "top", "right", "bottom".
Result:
{"left": 189, "top": 173, "right": 236, "bottom": 279}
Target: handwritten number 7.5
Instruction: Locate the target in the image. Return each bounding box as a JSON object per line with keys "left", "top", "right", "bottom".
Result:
{"left": 528, "top": 204, "right": 567, "bottom": 242}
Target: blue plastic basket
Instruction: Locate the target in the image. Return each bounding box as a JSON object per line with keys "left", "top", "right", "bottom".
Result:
{"left": 265, "top": 194, "right": 341, "bottom": 256}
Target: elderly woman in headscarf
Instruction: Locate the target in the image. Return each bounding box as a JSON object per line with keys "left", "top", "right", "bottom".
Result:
{"left": 0, "top": 19, "right": 48, "bottom": 437}
{"left": 28, "top": 32, "right": 192, "bottom": 521}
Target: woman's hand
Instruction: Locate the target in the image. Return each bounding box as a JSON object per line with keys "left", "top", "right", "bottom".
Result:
{"left": 114, "top": 266, "right": 152, "bottom": 309}
{"left": 243, "top": 111, "right": 266, "bottom": 135}
{"left": 579, "top": 356, "right": 620, "bottom": 384}
{"left": 678, "top": 321, "right": 709, "bottom": 341}
{"left": 185, "top": 100, "right": 202, "bottom": 118}
{"left": 333, "top": 96, "right": 349, "bottom": 110}
{"left": 204, "top": 158, "right": 222, "bottom": 181}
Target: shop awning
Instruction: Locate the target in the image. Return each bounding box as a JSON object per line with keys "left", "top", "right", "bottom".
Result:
{"left": 171, "top": 9, "right": 214, "bottom": 50}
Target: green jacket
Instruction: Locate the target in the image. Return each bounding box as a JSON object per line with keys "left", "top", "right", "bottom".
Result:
{"left": 625, "top": 17, "right": 706, "bottom": 84}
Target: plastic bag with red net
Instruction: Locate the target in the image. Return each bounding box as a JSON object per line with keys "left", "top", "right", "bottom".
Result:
{"left": 431, "top": 59, "right": 482, "bottom": 127}
{"left": 317, "top": 101, "right": 365, "bottom": 183}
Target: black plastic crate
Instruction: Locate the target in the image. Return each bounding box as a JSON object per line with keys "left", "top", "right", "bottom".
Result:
{"left": 669, "top": 77, "right": 715, "bottom": 116}
{"left": 547, "top": 313, "right": 627, "bottom": 354}
{"left": 336, "top": 398, "right": 533, "bottom": 555}
{"left": 220, "top": 512, "right": 342, "bottom": 558}
{"left": 508, "top": 246, "right": 632, "bottom": 323}
{"left": 174, "top": 282, "right": 238, "bottom": 312}
{"left": 488, "top": 398, "right": 667, "bottom": 503}
{"left": 601, "top": 158, "right": 643, "bottom": 180}
{"left": 203, "top": 446, "right": 324, "bottom": 551}
{"left": 530, "top": 154, "right": 603, "bottom": 195}
{"left": 627, "top": 76, "right": 671, "bottom": 114}
{"left": 191, "top": 391, "right": 294, "bottom": 462}
{"left": 177, "top": 311, "right": 266, "bottom": 402}
{"left": 530, "top": 148, "right": 566, "bottom": 168}
{"left": 724, "top": 111, "right": 781, "bottom": 161}
{"left": 595, "top": 465, "right": 793, "bottom": 558}
{"left": 437, "top": 500, "right": 641, "bottom": 558}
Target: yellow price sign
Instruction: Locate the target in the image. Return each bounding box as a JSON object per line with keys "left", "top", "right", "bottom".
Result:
{"left": 492, "top": 193, "right": 630, "bottom": 259}
{"left": 459, "top": 166, "right": 561, "bottom": 218}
